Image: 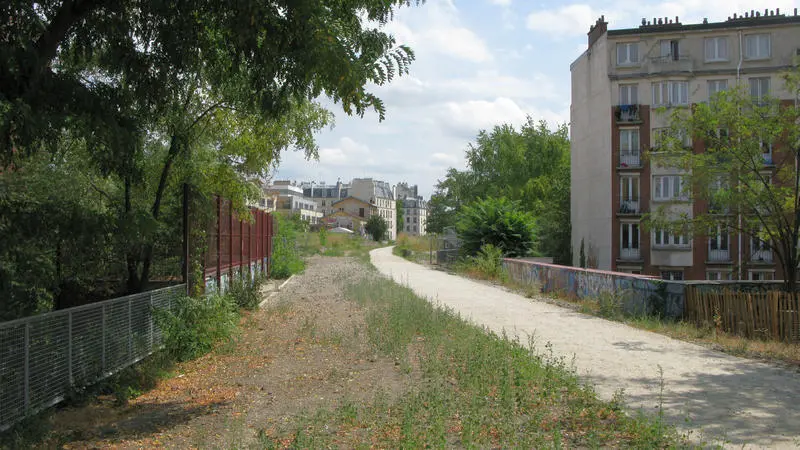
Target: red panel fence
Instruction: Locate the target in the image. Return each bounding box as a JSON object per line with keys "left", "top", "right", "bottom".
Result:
{"left": 203, "top": 196, "right": 274, "bottom": 292}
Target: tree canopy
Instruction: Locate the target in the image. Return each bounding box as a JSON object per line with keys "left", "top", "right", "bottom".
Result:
{"left": 648, "top": 68, "right": 800, "bottom": 289}
{"left": 427, "top": 118, "right": 571, "bottom": 263}
{"left": 0, "top": 0, "right": 422, "bottom": 319}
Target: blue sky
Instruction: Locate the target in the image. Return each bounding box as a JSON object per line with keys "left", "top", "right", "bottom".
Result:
{"left": 275, "top": 0, "right": 798, "bottom": 198}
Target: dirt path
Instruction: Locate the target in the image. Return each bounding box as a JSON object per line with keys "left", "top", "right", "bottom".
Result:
{"left": 371, "top": 246, "right": 800, "bottom": 449}
{"left": 41, "top": 257, "right": 413, "bottom": 449}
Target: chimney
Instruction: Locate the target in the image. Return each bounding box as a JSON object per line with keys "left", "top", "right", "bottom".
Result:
{"left": 587, "top": 15, "right": 607, "bottom": 48}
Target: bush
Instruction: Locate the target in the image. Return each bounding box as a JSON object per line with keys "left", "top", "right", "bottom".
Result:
{"left": 271, "top": 214, "right": 305, "bottom": 279}
{"left": 456, "top": 197, "right": 536, "bottom": 257}
{"left": 158, "top": 293, "right": 239, "bottom": 362}
{"left": 228, "top": 270, "right": 264, "bottom": 310}
{"left": 365, "top": 214, "right": 388, "bottom": 241}
{"left": 318, "top": 227, "right": 328, "bottom": 247}
{"left": 472, "top": 244, "right": 505, "bottom": 279}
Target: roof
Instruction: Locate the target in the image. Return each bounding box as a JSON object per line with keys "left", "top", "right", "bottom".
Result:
{"left": 331, "top": 196, "right": 372, "bottom": 207}
{"left": 608, "top": 11, "right": 800, "bottom": 37}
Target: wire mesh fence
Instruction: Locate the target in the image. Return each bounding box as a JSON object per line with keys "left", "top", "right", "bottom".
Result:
{"left": 0, "top": 284, "right": 185, "bottom": 431}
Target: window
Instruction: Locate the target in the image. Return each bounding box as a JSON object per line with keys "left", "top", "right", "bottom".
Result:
{"left": 322, "top": 200, "right": 326, "bottom": 206}
{"left": 619, "top": 84, "right": 638, "bottom": 105}
{"left": 621, "top": 223, "right": 640, "bottom": 251}
{"left": 706, "top": 271, "right": 732, "bottom": 281}
{"left": 760, "top": 141, "right": 773, "bottom": 165}
{"left": 744, "top": 34, "right": 771, "bottom": 59}
{"left": 616, "top": 42, "right": 639, "bottom": 65}
{"left": 704, "top": 37, "right": 728, "bottom": 61}
{"left": 414, "top": 226, "right": 417, "bottom": 232}
{"left": 652, "top": 81, "right": 688, "bottom": 106}
{"left": 708, "top": 80, "right": 728, "bottom": 98}
{"left": 653, "top": 175, "right": 684, "bottom": 201}
{"left": 661, "top": 271, "right": 684, "bottom": 281}
{"left": 620, "top": 129, "right": 639, "bottom": 152}
{"left": 659, "top": 39, "right": 680, "bottom": 60}
{"left": 619, "top": 176, "right": 639, "bottom": 212}
{"left": 749, "top": 271, "right": 773, "bottom": 281}
{"left": 653, "top": 229, "right": 689, "bottom": 248}
{"left": 359, "top": 207, "right": 365, "bottom": 218}
{"left": 652, "top": 127, "right": 691, "bottom": 149}
{"left": 406, "top": 225, "right": 410, "bottom": 232}
{"left": 749, "top": 77, "right": 770, "bottom": 102}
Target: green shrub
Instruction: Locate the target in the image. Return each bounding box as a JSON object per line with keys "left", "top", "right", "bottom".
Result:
{"left": 157, "top": 293, "right": 239, "bottom": 362}
{"left": 472, "top": 244, "right": 505, "bottom": 279}
{"left": 365, "top": 214, "right": 388, "bottom": 241}
{"left": 456, "top": 197, "right": 536, "bottom": 257}
{"left": 318, "top": 227, "right": 328, "bottom": 247}
{"left": 228, "top": 270, "right": 264, "bottom": 310}
{"left": 271, "top": 214, "right": 305, "bottom": 279}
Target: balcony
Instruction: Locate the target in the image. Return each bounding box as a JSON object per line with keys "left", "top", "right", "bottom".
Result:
{"left": 751, "top": 249, "right": 773, "bottom": 263}
{"left": 614, "top": 105, "right": 642, "bottom": 124}
{"left": 619, "top": 247, "right": 642, "bottom": 261}
{"left": 707, "top": 249, "right": 731, "bottom": 262}
{"left": 618, "top": 199, "right": 640, "bottom": 215}
{"left": 619, "top": 151, "right": 642, "bottom": 169}
{"left": 762, "top": 152, "right": 774, "bottom": 166}
{"left": 646, "top": 55, "right": 693, "bottom": 75}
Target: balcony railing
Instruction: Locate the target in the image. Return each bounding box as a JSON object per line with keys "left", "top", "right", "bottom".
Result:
{"left": 614, "top": 105, "right": 641, "bottom": 123}
{"left": 619, "top": 151, "right": 641, "bottom": 168}
{"left": 619, "top": 199, "right": 640, "bottom": 214}
{"left": 763, "top": 153, "right": 774, "bottom": 165}
{"left": 646, "top": 55, "right": 693, "bottom": 74}
{"left": 620, "top": 247, "right": 641, "bottom": 260}
{"left": 751, "top": 249, "right": 773, "bottom": 263}
{"left": 708, "top": 248, "right": 730, "bottom": 262}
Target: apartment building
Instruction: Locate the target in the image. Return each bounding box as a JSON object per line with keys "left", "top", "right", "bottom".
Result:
{"left": 302, "top": 179, "right": 350, "bottom": 216}
{"left": 396, "top": 182, "right": 428, "bottom": 236}
{"left": 570, "top": 9, "right": 800, "bottom": 281}
{"left": 269, "top": 180, "right": 322, "bottom": 225}
{"left": 351, "top": 178, "right": 397, "bottom": 240}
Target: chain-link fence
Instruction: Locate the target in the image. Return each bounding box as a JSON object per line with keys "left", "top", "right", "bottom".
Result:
{"left": 435, "top": 227, "right": 462, "bottom": 266}
{"left": 0, "top": 284, "right": 185, "bottom": 431}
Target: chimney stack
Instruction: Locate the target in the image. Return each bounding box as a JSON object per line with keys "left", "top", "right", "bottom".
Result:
{"left": 587, "top": 15, "right": 607, "bottom": 48}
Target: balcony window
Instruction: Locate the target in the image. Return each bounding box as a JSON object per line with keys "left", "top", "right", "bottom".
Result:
{"left": 704, "top": 37, "right": 728, "bottom": 62}
{"left": 619, "top": 84, "right": 638, "bottom": 105}
{"left": 620, "top": 129, "right": 639, "bottom": 151}
{"left": 620, "top": 222, "right": 640, "bottom": 259}
{"left": 706, "top": 271, "right": 732, "bottom": 281}
{"left": 708, "top": 225, "right": 729, "bottom": 261}
{"left": 749, "top": 77, "right": 770, "bottom": 103}
{"left": 616, "top": 42, "right": 639, "bottom": 66}
{"left": 653, "top": 229, "right": 689, "bottom": 248}
{"left": 760, "top": 141, "right": 773, "bottom": 165}
{"left": 744, "top": 34, "right": 770, "bottom": 60}
{"left": 652, "top": 81, "right": 688, "bottom": 107}
{"left": 751, "top": 234, "right": 773, "bottom": 263}
{"left": 659, "top": 39, "right": 680, "bottom": 61}
{"left": 748, "top": 271, "right": 773, "bottom": 281}
{"left": 653, "top": 175, "right": 684, "bottom": 201}
{"left": 619, "top": 176, "right": 639, "bottom": 213}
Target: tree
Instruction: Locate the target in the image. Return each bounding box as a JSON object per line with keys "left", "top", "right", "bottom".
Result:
{"left": 396, "top": 198, "right": 404, "bottom": 233}
{"left": 430, "top": 118, "right": 571, "bottom": 262}
{"left": 648, "top": 70, "right": 800, "bottom": 290}
{"left": 365, "top": 215, "right": 388, "bottom": 241}
{"left": 456, "top": 197, "right": 536, "bottom": 258}
{"left": 0, "top": 0, "right": 423, "bottom": 302}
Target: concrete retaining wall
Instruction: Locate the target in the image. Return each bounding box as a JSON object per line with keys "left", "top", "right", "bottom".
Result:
{"left": 503, "top": 258, "right": 686, "bottom": 319}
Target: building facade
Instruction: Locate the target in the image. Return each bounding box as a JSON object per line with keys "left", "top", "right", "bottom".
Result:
{"left": 269, "top": 180, "right": 322, "bottom": 225}
{"left": 396, "top": 182, "right": 427, "bottom": 236}
{"left": 350, "top": 178, "right": 396, "bottom": 240}
{"left": 570, "top": 10, "right": 800, "bottom": 281}
{"left": 302, "top": 179, "right": 350, "bottom": 216}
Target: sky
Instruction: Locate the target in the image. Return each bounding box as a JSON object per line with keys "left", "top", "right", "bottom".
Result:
{"left": 274, "top": 0, "right": 799, "bottom": 199}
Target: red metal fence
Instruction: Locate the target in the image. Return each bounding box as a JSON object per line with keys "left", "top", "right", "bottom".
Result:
{"left": 203, "top": 196, "right": 274, "bottom": 291}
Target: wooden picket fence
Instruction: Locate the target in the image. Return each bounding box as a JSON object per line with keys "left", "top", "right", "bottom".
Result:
{"left": 685, "top": 287, "right": 800, "bottom": 342}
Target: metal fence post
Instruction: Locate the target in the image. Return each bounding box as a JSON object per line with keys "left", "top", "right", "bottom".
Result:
{"left": 23, "top": 322, "right": 30, "bottom": 412}
{"left": 101, "top": 304, "right": 106, "bottom": 372}
{"left": 67, "top": 311, "right": 73, "bottom": 387}
{"left": 128, "top": 297, "right": 133, "bottom": 360}
{"left": 149, "top": 292, "right": 154, "bottom": 350}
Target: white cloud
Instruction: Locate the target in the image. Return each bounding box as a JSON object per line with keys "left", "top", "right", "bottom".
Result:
{"left": 489, "top": 0, "right": 512, "bottom": 5}
{"left": 318, "top": 137, "right": 371, "bottom": 167}
{"left": 424, "top": 27, "right": 494, "bottom": 62}
{"left": 431, "top": 152, "right": 460, "bottom": 167}
{"left": 526, "top": 4, "right": 597, "bottom": 36}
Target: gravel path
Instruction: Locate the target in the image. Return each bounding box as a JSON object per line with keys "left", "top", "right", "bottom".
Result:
{"left": 371, "top": 246, "right": 800, "bottom": 449}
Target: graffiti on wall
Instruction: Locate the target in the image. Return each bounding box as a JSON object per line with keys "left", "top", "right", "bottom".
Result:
{"left": 502, "top": 258, "right": 685, "bottom": 319}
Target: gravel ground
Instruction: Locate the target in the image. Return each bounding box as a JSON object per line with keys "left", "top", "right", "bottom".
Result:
{"left": 42, "top": 256, "right": 412, "bottom": 449}
{"left": 371, "top": 246, "right": 800, "bottom": 449}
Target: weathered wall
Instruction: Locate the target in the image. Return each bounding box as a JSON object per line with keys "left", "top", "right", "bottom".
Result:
{"left": 503, "top": 258, "right": 686, "bottom": 318}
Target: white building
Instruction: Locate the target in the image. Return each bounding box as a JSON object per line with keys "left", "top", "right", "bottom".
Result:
{"left": 351, "top": 178, "right": 396, "bottom": 240}
{"left": 396, "top": 182, "right": 427, "bottom": 236}
{"left": 269, "top": 180, "right": 322, "bottom": 225}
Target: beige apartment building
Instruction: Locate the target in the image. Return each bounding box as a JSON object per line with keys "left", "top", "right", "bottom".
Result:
{"left": 396, "top": 182, "right": 428, "bottom": 236}
{"left": 302, "top": 178, "right": 397, "bottom": 239}
{"left": 570, "top": 9, "right": 800, "bottom": 281}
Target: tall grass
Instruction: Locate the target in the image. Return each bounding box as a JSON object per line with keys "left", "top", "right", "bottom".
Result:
{"left": 258, "top": 275, "right": 681, "bottom": 448}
